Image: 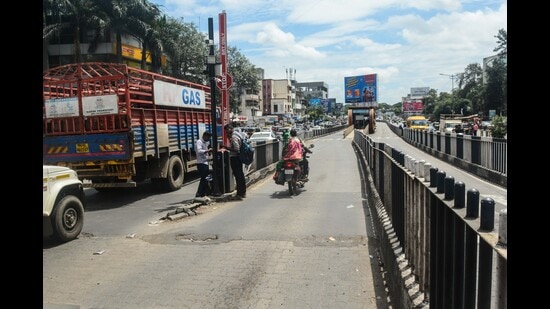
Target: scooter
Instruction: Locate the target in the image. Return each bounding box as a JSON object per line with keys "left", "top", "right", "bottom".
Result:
{"left": 282, "top": 159, "right": 302, "bottom": 195}
{"left": 273, "top": 144, "right": 314, "bottom": 195}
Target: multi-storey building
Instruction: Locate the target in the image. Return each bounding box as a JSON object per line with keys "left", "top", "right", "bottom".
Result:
{"left": 296, "top": 81, "right": 329, "bottom": 101}
{"left": 237, "top": 68, "right": 264, "bottom": 123}
{"left": 262, "top": 79, "right": 292, "bottom": 117}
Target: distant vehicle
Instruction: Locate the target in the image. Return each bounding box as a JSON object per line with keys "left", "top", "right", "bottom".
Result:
{"left": 406, "top": 115, "right": 428, "bottom": 130}
{"left": 249, "top": 131, "right": 279, "bottom": 142}
{"left": 43, "top": 165, "right": 85, "bottom": 242}
{"left": 481, "top": 120, "right": 493, "bottom": 130}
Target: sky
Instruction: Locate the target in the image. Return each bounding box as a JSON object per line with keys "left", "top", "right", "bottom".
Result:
{"left": 150, "top": 0, "right": 507, "bottom": 105}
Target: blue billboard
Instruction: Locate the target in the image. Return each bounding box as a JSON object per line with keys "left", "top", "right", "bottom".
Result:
{"left": 344, "top": 74, "right": 378, "bottom": 104}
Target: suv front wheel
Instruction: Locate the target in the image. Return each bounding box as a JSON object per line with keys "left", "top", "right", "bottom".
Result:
{"left": 52, "top": 195, "right": 84, "bottom": 242}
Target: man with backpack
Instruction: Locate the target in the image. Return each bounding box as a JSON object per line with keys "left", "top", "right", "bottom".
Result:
{"left": 221, "top": 124, "right": 247, "bottom": 199}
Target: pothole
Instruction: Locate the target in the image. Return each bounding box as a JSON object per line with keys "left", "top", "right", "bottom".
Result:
{"left": 175, "top": 233, "right": 218, "bottom": 242}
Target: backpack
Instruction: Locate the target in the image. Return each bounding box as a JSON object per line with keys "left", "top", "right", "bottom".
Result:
{"left": 235, "top": 131, "right": 254, "bottom": 165}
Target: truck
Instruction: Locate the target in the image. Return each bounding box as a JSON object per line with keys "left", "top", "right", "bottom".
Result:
{"left": 43, "top": 62, "right": 214, "bottom": 192}
{"left": 43, "top": 165, "right": 85, "bottom": 242}
{"left": 439, "top": 114, "right": 478, "bottom": 134}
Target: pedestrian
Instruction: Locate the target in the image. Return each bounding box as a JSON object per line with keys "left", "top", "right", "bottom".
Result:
{"left": 221, "top": 124, "right": 246, "bottom": 199}
{"left": 195, "top": 131, "right": 212, "bottom": 198}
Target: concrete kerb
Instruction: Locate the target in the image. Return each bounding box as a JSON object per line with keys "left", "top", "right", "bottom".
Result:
{"left": 164, "top": 162, "right": 279, "bottom": 221}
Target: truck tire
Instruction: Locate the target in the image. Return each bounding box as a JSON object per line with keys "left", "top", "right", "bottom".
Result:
{"left": 52, "top": 195, "right": 84, "bottom": 242}
{"left": 164, "top": 155, "right": 184, "bottom": 191}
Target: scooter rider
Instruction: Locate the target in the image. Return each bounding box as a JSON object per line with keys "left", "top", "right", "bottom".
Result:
{"left": 282, "top": 129, "right": 304, "bottom": 180}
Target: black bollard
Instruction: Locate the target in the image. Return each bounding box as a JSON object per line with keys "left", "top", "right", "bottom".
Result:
{"left": 454, "top": 182, "right": 466, "bottom": 208}
{"left": 436, "top": 170, "right": 446, "bottom": 193}
{"left": 480, "top": 198, "right": 495, "bottom": 231}
{"left": 444, "top": 176, "right": 455, "bottom": 200}
{"left": 429, "top": 167, "right": 439, "bottom": 187}
{"left": 466, "top": 189, "right": 480, "bottom": 218}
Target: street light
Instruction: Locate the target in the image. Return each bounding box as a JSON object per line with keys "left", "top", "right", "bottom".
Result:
{"left": 439, "top": 73, "right": 458, "bottom": 92}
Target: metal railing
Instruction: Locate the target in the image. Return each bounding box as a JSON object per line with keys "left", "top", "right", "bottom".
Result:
{"left": 388, "top": 123, "right": 507, "bottom": 187}
{"left": 353, "top": 130, "right": 507, "bottom": 309}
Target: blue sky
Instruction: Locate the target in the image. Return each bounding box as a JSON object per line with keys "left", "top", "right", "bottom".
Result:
{"left": 151, "top": 0, "right": 507, "bottom": 105}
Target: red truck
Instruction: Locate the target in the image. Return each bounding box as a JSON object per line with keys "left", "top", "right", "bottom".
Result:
{"left": 43, "top": 62, "right": 214, "bottom": 192}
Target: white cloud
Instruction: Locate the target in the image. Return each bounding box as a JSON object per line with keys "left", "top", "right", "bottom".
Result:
{"left": 153, "top": 0, "right": 507, "bottom": 104}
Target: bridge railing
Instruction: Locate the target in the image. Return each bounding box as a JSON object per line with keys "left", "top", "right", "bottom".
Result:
{"left": 386, "top": 122, "right": 507, "bottom": 187}
{"left": 353, "top": 130, "right": 507, "bottom": 309}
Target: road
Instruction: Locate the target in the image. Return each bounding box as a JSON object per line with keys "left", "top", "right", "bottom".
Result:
{"left": 43, "top": 130, "right": 391, "bottom": 309}
{"left": 43, "top": 124, "right": 506, "bottom": 308}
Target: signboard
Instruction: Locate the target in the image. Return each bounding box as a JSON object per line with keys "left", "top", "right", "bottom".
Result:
{"left": 82, "top": 94, "right": 118, "bottom": 116}
{"left": 219, "top": 11, "right": 230, "bottom": 141}
{"left": 344, "top": 74, "right": 378, "bottom": 106}
{"left": 153, "top": 80, "right": 206, "bottom": 109}
{"left": 45, "top": 97, "right": 79, "bottom": 118}
{"left": 216, "top": 73, "right": 233, "bottom": 90}
{"left": 402, "top": 99, "right": 424, "bottom": 113}
{"left": 410, "top": 87, "right": 430, "bottom": 97}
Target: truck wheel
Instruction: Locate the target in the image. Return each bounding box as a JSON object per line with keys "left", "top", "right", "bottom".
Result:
{"left": 52, "top": 195, "right": 84, "bottom": 242}
{"left": 164, "top": 155, "right": 184, "bottom": 191}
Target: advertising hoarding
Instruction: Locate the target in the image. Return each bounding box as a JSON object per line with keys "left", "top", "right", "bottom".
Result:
{"left": 344, "top": 74, "right": 378, "bottom": 105}
{"left": 402, "top": 99, "right": 424, "bottom": 113}
{"left": 410, "top": 87, "right": 430, "bottom": 97}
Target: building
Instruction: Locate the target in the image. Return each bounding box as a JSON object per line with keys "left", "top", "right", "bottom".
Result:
{"left": 262, "top": 79, "right": 292, "bottom": 117}
{"left": 296, "top": 81, "right": 329, "bottom": 101}
{"left": 235, "top": 68, "right": 264, "bottom": 124}
{"left": 44, "top": 30, "right": 164, "bottom": 71}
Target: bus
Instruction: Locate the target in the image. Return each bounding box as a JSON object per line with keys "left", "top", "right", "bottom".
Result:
{"left": 406, "top": 115, "right": 428, "bottom": 130}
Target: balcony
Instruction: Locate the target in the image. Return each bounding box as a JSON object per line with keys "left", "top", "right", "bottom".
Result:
{"left": 243, "top": 93, "right": 260, "bottom": 101}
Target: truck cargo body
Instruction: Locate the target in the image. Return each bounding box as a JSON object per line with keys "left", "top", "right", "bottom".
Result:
{"left": 43, "top": 63, "right": 213, "bottom": 191}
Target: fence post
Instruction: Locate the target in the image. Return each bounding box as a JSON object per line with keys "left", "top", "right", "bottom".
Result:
{"left": 444, "top": 176, "right": 455, "bottom": 200}
{"left": 436, "top": 170, "right": 446, "bottom": 193}
{"left": 496, "top": 209, "right": 507, "bottom": 309}
{"left": 454, "top": 181, "right": 465, "bottom": 208}
{"left": 429, "top": 167, "right": 438, "bottom": 187}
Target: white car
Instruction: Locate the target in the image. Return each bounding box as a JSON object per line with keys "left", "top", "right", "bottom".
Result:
{"left": 43, "top": 165, "right": 85, "bottom": 242}
{"left": 249, "top": 131, "right": 279, "bottom": 143}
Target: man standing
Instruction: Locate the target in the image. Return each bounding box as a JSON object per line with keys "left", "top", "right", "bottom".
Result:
{"left": 195, "top": 131, "right": 212, "bottom": 198}
{"left": 221, "top": 124, "right": 246, "bottom": 199}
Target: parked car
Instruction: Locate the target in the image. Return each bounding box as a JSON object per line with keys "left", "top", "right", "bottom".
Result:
{"left": 43, "top": 165, "right": 85, "bottom": 242}
{"left": 249, "top": 131, "right": 279, "bottom": 143}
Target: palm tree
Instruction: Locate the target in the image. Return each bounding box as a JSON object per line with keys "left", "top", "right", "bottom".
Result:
{"left": 43, "top": 0, "right": 106, "bottom": 66}
{"left": 94, "top": 0, "right": 145, "bottom": 64}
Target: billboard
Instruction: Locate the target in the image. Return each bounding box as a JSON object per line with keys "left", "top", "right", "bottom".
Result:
{"left": 344, "top": 74, "right": 378, "bottom": 105}
{"left": 402, "top": 99, "right": 424, "bottom": 113}
{"left": 309, "top": 98, "right": 337, "bottom": 113}
{"left": 410, "top": 87, "right": 430, "bottom": 97}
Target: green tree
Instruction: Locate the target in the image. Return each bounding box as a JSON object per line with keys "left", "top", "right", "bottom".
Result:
{"left": 423, "top": 89, "right": 438, "bottom": 117}
{"left": 43, "top": 0, "right": 106, "bottom": 67}
{"left": 483, "top": 58, "right": 506, "bottom": 116}
{"left": 494, "top": 28, "right": 507, "bottom": 57}
{"left": 92, "top": 0, "right": 161, "bottom": 69}
{"left": 490, "top": 115, "right": 507, "bottom": 138}
{"left": 157, "top": 17, "right": 208, "bottom": 84}
{"left": 227, "top": 46, "right": 261, "bottom": 115}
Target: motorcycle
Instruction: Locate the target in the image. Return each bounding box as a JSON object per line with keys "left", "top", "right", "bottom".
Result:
{"left": 274, "top": 144, "right": 314, "bottom": 195}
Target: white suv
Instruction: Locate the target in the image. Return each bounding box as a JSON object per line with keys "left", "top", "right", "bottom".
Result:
{"left": 43, "top": 165, "right": 85, "bottom": 242}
